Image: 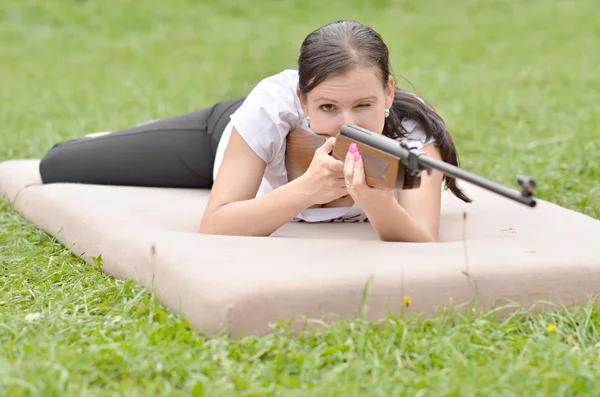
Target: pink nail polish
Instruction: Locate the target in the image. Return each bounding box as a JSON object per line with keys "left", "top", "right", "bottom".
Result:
{"left": 354, "top": 151, "right": 360, "bottom": 162}
{"left": 349, "top": 143, "right": 357, "bottom": 154}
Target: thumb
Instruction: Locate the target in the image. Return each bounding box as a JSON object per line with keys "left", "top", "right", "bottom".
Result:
{"left": 318, "top": 137, "right": 336, "bottom": 155}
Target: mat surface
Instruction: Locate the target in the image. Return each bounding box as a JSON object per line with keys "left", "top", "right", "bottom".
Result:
{"left": 1, "top": 159, "right": 599, "bottom": 337}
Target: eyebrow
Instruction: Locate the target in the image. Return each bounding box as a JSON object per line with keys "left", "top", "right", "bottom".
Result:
{"left": 313, "top": 96, "right": 378, "bottom": 103}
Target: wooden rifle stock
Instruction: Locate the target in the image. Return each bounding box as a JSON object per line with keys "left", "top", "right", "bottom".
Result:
{"left": 285, "top": 125, "right": 537, "bottom": 207}
{"left": 285, "top": 128, "right": 326, "bottom": 183}
{"left": 285, "top": 127, "right": 418, "bottom": 190}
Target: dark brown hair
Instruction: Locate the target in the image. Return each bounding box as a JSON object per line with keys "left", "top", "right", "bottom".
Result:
{"left": 297, "top": 20, "right": 471, "bottom": 202}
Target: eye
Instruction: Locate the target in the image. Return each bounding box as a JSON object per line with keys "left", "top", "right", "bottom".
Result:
{"left": 319, "top": 104, "right": 335, "bottom": 112}
{"left": 357, "top": 103, "right": 372, "bottom": 108}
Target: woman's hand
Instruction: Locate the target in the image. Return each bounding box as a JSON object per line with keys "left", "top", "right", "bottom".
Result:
{"left": 297, "top": 137, "right": 348, "bottom": 205}
{"left": 343, "top": 143, "right": 396, "bottom": 211}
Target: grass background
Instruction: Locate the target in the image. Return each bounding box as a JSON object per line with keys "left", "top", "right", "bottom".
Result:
{"left": 1, "top": 0, "right": 599, "bottom": 395}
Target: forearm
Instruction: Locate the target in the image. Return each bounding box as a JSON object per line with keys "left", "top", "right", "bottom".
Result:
{"left": 364, "top": 198, "right": 436, "bottom": 243}
{"left": 200, "top": 178, "right": 313, "bottom": 237}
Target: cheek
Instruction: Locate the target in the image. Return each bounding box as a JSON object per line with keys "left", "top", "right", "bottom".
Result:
{"left": 355, "top": 107, "right": 386, "bottom": 133}
{"left": 308, "top": 113, "right": 338, "bottom": 137}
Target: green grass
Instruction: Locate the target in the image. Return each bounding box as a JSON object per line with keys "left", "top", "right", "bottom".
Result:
{"left": 1, "top": 0, "right": 599, "bottom": 395}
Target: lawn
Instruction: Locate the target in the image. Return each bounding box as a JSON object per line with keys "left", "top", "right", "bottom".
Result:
{"left": 1, "top": 0, "right": 599, "bottom": 395}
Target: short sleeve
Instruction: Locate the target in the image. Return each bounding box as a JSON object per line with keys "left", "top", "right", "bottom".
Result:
{"left": 401, "top": 118, "right": 436, "bottom": 150}
{"left": 228, "top": 70, "right": 301, "bottom": 164}
{"left": 401, "top": 92, "right": 436, "bottom": 149}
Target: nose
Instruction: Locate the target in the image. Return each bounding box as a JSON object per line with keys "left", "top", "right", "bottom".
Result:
{"left": 341, "top": 111, "right": 356, "bottom": 126}
{"left": 328, "top": 112, "right": 357, "bottom": 138}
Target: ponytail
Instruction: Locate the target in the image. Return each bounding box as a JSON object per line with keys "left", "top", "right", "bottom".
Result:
{"left": 383, "top": 88, "right": 472, "bottom": 203}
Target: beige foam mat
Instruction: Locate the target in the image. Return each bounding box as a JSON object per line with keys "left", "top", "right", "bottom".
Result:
{"left": 1, "top": 159, "right": 599, "bottom": 337}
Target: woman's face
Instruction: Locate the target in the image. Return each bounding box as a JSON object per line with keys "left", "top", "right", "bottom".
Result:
{"left": 297, "top": 66, "right": 395, "bottom": 137}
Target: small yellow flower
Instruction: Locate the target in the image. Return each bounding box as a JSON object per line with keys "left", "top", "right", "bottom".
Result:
{"left": 403, "top": 296, "right": 412, "bottom": 307}
{"left": 547, "top": 323, "right": 557, "bottom": 333}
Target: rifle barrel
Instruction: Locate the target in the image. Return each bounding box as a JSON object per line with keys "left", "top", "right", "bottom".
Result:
{"left": 416, "top": 154, "right": 537, "bottom": 207}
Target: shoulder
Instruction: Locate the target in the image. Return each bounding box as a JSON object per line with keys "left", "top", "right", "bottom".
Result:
{"left": 398, "top": 92, "right": 438, "bottom": 149}
{"left": 401, "top": 117, "right": 436, "bottom": 150}
{"left": 401, "top": 118, "right": 436, "bottom": 149}
{"left": 245, "top": 69, "right": 301, "bottom": 109}
{"left": 228, "top": 69, "right": 304, "bottom": 163}
{"left": 234, "top": 69, "right": 303, "bottom": 121}
{"left": 254, "top": 69, "right": 299, "bottom": 89}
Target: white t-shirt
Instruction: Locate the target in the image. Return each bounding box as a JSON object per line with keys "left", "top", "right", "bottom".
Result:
{"left": 212, "top": 69, "right": 435, "bottom": 223}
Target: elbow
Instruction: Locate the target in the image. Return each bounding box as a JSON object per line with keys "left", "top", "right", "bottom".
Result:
{"left": 378, "top": 231, "right": 437, "bottom": 243}
{"left": 417, "top": 230, "right": 438, "bottom": 243}
{"left": 199, "top": 218, "right": 230, "bottom": 236}
{"left": 199, "top": 214, "right": 268, "bottom": 237}
{"left": 199, "top": 214, "right": 217, "bottom": 235}
{"left": 199, "top": 220, "right": 229, "bottom": 236}
{"left": 198, "top": 223, "right": 211, "bottom": 235}
{"left": 198, "top": 208, "right": 230, "bottom": 236}
{"left": 424, "top": 233, "right": 437, "bottom": 243}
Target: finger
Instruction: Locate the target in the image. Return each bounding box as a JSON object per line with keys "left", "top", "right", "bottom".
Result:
{"left": 317, "top": 136, "right": 336, "bottom": 155}
{"left": 344, "top": 148, "right": 354, "bottom": 182}
{"left": 352, "top": 149, "right": 366, "bottom": 188}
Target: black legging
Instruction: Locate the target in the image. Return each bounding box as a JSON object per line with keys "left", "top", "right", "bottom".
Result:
{"left": 39, "top": 96, "right": 246, "bottom": 189}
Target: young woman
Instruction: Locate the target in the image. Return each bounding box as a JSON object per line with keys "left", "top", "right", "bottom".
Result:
{"left": 39, "top": 20, "right": 470, "bottom": 242}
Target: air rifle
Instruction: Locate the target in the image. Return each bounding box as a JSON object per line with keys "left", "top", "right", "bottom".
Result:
{"left": 285, "top": 124, "right": 537, "bottom": 208}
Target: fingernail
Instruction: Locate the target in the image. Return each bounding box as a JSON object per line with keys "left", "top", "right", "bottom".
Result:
{"left": 349, "top": 143, "right": 357, "bottom": 154}
{"left": 354, "top": 151, "right": 360, "bottom": 162}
